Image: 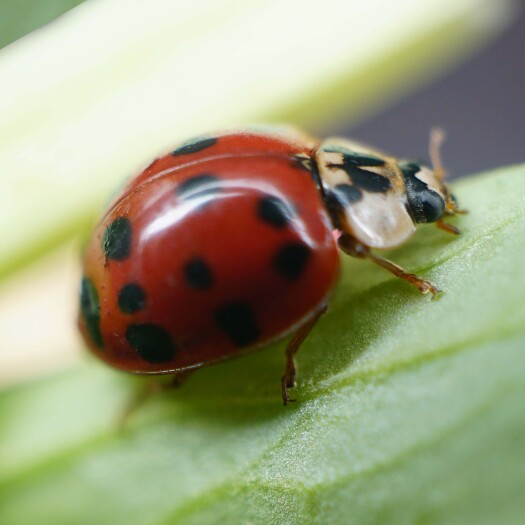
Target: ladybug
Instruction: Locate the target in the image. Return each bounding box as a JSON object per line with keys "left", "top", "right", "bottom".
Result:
{"left": 79, "top": 127, "right": 463, "bottom": 404}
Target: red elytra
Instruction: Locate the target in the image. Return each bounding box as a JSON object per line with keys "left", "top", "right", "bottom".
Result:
{"left": 79, "top": 130, "right": 339, "bottom": 395}
{"left": 79, "top": 128, "right": 460, "bottom": 403}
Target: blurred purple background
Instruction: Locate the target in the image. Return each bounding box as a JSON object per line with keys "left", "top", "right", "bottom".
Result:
{"left": 2, "top": 1, "right": 523, "bottom": 179}
{"left": 332, "top": 3, "right": 525, "bottom": 178}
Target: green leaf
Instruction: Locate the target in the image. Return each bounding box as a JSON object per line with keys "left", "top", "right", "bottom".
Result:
{"left": 0, "top": 0, "right": 86, "bottom": 49}
{"left": 1, "top": 165, "right": 524, "bottom": 524}
{"left": 0, "top": 0, "right": 515, "bottom": 280}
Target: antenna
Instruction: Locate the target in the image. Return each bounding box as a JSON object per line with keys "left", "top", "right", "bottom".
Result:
{"left": 429, "top": 127, "right": 446, "bottom": 181}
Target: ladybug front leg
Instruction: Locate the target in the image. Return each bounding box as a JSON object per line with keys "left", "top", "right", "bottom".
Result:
{"left": 435, "top": 219, "right": 461, "bottom": 236}
{"left": 436, "top": 204, "right": 467, "bottom": 235}
{"left": 281, "top": 304, "right": 327, "bottom": 405}
{"left": 338, "top": 233, "right": 441, "bottom": 297}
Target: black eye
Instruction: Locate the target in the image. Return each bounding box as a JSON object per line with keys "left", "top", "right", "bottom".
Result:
{"left": 400, "top": 162, "right": 445, "bottom": 223}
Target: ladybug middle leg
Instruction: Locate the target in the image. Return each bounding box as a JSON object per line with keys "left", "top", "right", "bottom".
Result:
{"left": 338, "top": 233, "right": 441, "bottom": 297}
{"left": 281, "top": 304, "right": 327, "bottom": 405}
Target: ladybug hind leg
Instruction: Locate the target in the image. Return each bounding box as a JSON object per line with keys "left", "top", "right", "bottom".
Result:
{"left": 281, "top": 304, "right": 327, "bottom": 405}
{"left": 118, "top": 369, "right": 194, "bottom": 429}
{"left": 338, "top": 233, "right": 441, "bottom": 297}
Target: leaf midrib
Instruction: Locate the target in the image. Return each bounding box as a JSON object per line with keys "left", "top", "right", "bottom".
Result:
{"left": 0, "top": 322, "right": 520, "bottom": 494}
{"left": 153, "top": 346, "right": 519, "bottom": 525}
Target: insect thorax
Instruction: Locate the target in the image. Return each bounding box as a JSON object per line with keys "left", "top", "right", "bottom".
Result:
{"left": 314, "top": 138, "right": 449, "bottom": 249}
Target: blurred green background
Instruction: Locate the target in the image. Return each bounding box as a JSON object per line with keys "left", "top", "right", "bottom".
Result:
{"left": 0, "top": 0, "right": 85, "bottom": 49}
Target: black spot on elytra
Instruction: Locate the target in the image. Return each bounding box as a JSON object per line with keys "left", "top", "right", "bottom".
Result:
{"left": 172, "top": 137, "right": 217, "bottom": 156}
{"left": 400, "top": 162, "right": 445, "bottom": 223}
{"left": 274, "top": 242, "right": 311, "bottom": 281}
{"left": 184, "top": 258, "right": 214, "bottom": 290}
{"left": 126, "top": 323, "right": 177, "bottom": 363}
{"left": 118, "top": 283, "right": 146, "bottom": 314}
{"left": 176, "top": 173, "right": 221, "bottom": 201}
{"left": 257, "top": 195, "right": 294, "bottom": 229}
{"left": 102, "top": 217, "right": 132, "bottom": 261}
{"left": 214, "top": 302, "right": 261, "bottom": 347}
{"left": 80, "top": 277, "right": 103, "bottom": 347}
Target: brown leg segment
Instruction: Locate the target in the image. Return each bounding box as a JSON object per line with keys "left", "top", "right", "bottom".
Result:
{"left": 170, "top": 369, "right": 195, "bottom": 387}
{"left": 118, "top": 380, "right": 163, "bottom": 430}
{"left": 436, "top": 219, "right": 461, "bottom": 235}
{"left": 281, "top": 304, "right": 327, "bottom": 405}
{"left": 118, "top": 369, "right": 194, "bottom": 429}
{"left": 338, "top": 233, "right": 441, "bottom": 297}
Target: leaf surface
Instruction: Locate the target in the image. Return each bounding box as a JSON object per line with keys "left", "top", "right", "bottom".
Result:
{"left": 1, "top": 166, "right": 524, "bottom": 524}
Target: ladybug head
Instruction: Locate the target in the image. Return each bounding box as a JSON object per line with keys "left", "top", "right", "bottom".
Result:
{"left": 399, "top": 127, "right": 462, "bottom": 225}
{"left": 399, "top": 162, "right": 447, "bottom": 224}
